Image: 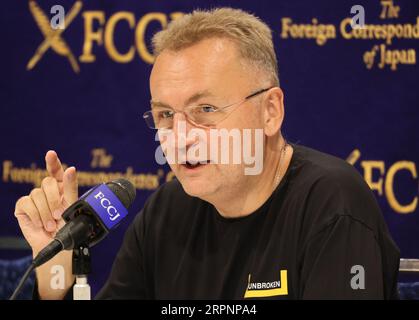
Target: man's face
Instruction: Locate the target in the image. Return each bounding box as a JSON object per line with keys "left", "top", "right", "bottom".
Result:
{"left": 150, "top": 38, "right": 265, "bottom": 199}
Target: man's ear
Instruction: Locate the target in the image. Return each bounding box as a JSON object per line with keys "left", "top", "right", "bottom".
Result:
{"left": 263, "top": 87, "right": 284, "bottom": 137}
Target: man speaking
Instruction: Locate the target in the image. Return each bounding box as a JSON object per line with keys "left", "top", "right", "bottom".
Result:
{"left": 14, "top": 8, "right": 400, "bottom": 299}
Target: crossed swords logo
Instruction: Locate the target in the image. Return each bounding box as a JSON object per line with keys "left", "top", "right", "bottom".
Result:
{"left": 27, "top": 1, "right": 82, "bottom": 73}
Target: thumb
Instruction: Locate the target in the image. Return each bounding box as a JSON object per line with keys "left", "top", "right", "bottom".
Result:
{"left": 62, "top": 166, "right": 78, "bottom": 208}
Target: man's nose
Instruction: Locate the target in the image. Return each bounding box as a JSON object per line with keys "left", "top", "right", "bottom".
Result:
{"left": 173, "top": 113, "right": 199, "bottom": 149}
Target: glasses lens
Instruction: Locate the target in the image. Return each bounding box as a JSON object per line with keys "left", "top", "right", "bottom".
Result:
{"left": 187, "top": 105, "right": 226, "bottom": 127}
{"left": 143, "top": 111, "right": 156, "bottom": 129}
{"left": 144, "top": 109, "right": 175, "bottom": 129}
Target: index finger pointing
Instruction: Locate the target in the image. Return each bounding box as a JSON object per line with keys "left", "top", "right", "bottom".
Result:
{"left": 45, "top": 150, "right": 64, "bottom": 182}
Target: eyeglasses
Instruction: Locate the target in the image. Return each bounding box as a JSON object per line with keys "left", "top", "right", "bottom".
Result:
{"left": 143, "top": 87, "right": 273, "bottom": 130}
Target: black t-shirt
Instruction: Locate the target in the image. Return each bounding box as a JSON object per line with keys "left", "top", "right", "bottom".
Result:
{"left": 96, "top": 144, "right": 400, "bottom": 299}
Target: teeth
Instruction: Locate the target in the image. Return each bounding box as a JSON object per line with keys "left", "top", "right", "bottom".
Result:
{"left": 183, "top": 160, "right": 212, "bottom": 167}
{"left": 186, "top": 160, "right": 210, "bottom": 164}
{"left": 184, "top": 161, "right": 209, "bottom": 167}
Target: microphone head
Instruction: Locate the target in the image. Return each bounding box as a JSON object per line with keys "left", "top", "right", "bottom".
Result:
{"left": 59, "top": 178, "right": 136, "bottom": 250}
{"left": 106, "top": 179, "right": 136, "bottom": 208}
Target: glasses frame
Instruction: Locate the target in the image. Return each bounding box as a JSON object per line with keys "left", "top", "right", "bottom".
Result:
{"left": 143, "top": 86, "right": 274, "bottom": 129}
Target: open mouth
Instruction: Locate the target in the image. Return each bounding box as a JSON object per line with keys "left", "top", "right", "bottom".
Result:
{"left": 183, "top": 160, "right": 211, "bottom": 170}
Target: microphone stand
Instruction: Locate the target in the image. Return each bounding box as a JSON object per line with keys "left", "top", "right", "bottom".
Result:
{"left": 72, "top": 243, "right": 91, "bottom": 300}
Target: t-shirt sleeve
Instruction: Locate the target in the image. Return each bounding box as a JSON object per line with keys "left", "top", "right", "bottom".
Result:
{"left": 95, "top": 210, "right": 146, "bottom": 299}
{"left": 300, "top": 214, "right": 398, "bottom": 299}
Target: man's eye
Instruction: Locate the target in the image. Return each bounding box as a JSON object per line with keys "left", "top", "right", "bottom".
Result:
{"left": 199, "top": 105, "right": 217, "bottom": 113}
{"left": 158, "top": 110, "right": 174, "bottom": 119}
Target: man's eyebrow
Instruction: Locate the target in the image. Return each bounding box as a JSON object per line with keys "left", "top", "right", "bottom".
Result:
{"left": 150, "top": 90, "right": 214, "bottom": 109}
{"left": 184, "top": 90, "right": 214, "bottom": 105}
{"left": 150, "top": 101, "right": 170, "bottom": 109}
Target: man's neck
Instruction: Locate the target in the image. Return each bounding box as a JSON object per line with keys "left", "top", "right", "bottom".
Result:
{"left": 211, "top": 138, "right": 293, "bottom": 218}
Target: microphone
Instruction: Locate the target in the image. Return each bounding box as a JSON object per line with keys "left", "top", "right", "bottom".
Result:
{"left": 33, "top": 178, "right": 136, "bottom": 268}
{"left": 10, "top": 178, "right": 136, "bottom": 300}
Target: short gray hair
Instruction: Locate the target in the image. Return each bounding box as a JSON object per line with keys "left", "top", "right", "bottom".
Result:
{"left": 152, "top": 7, "right": 279, "bottom": 86}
